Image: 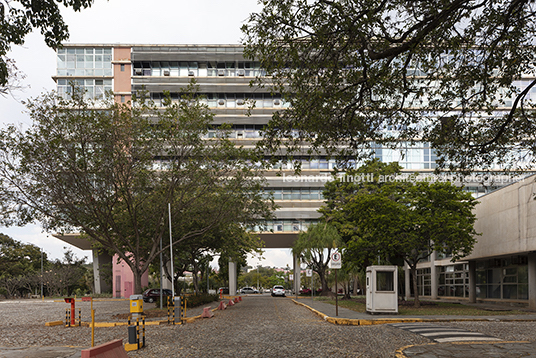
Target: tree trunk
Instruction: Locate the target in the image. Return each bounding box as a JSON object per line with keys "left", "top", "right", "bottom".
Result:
{"left": 411, "top": 265, "right": 420, "bottom": 308}
{"left": 132, "top": 267, "right": 143, "bottom": 295}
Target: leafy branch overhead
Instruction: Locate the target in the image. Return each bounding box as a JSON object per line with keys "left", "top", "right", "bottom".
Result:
{"left": 0, "top": 0, "right": 94, "bottom": 87}
{"left": 243, "top": 0, "right": 536, "bottom": 172}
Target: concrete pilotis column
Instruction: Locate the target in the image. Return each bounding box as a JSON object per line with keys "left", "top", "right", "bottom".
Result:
{"left": 468, "top": 260, "right": 477, "bottom": 303}
{"left": 229, "top": 261, "right": 237, "bottom": 296}
{"left": 430, "top": 251, "right": 438, "bottom": 300}
{"left": 293, "top": 255, "right": 301, "bottom": 295}
{"left": 528, "top": 252, "right": 536, "bottom": 310}
{"left": 92, "top": 249, "right": 112, "bottom": 294}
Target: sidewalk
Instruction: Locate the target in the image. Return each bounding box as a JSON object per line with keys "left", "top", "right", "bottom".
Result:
{"left": 292, "top": 297, "right": 536, "bottom": 357}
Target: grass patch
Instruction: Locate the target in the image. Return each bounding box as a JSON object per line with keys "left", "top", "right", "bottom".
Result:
{"left": 314, "top": 297, "right": 531, "bottom": 316}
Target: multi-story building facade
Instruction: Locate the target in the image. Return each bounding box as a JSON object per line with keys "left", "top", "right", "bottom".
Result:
{"left": 54, "top": 44, "right": 536, "bottom": 307}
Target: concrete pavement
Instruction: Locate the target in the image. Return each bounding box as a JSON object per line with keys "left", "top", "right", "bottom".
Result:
{"left": 292, "top": 296, "right": 536, "bottom": 357}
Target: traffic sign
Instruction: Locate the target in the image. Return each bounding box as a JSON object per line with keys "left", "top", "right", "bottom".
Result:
{"left": 306, "top": 269, "right": 313, "bottom": 277}
{"left": 329, "top": 251, "right": 342, "bottom": 269}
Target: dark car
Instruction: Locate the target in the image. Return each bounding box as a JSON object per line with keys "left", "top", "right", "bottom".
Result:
{"left": 299, "top": 288, "right": 312, "bottom": 294}
{"left": 142, "top": 288, "right": 172, "bottom": 303}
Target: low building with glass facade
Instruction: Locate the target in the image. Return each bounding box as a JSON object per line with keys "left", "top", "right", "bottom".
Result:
{"left": 411, "top": 174, "right": 536, "bottom": 309}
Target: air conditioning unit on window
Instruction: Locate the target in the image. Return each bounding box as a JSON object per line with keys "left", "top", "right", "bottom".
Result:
{"left": 237, "top": 99, "right": 244, "bottom": 105}
{"left": 134, "top": 69, "right": 142, "bottom": 75}
{"left": 237, "top": 69, "right": 245, "bottom": 76}
{"left": 163, "top": 70, "right": 170, "bottom": 76}
{"left": 218, "top": 69, "right": 225, "bottom": 76}
{"left": 274, "top": 99, "right": 281, "bottom": 105}
{"left": 188, "top": 70, "right": 195, "bottom": 76}
{"left": 218, "top": 99, "right": 225, "bottom": 105}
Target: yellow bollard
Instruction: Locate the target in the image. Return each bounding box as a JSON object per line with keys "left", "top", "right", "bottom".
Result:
{"left": 91, "top": 309, "right": 95, "bottom": 347}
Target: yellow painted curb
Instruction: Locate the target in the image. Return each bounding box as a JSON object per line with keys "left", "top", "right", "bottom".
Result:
{"left": 395, "top": 340, "right": 531, "bottom": 358}
{"left": 292, "top": 299, "right": 536, "bottom": 326}
{"left": 45, "top": 320, "right": 64, "bottom": 327}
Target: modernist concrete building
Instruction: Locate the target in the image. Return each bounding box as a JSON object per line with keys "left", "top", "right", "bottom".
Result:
{"left": 412, "top": 175, "right": 536, "bottom": 308}
{"left": 54, "top": 44, "right": 536, "bottom": 303}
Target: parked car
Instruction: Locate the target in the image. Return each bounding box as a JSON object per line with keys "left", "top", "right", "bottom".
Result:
{"left": 299, "top": 288, "right": 312, "bottom": 294}
{"left": 240, "top": 287, "right": 259, "bottom": 294}
{"left": 271, "top": 285, "right": 286, "bottom": 297}
{"left": 142, "top": 288, "right": 172, "bottom": 303}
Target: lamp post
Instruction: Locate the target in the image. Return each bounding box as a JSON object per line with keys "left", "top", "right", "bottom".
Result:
{"left": 40, "top": 248, "right": 44, "bottom": 299}
{"left": 256, "top": 263, "right": 260, "bottom": 292}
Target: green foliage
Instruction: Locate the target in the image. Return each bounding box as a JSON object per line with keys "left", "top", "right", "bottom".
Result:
{"left": 243, "top": 0, "right": 536, "bottom": 172}
{"left": 293, "top": 222, "right": 342, "bottom": 294}
{"left": 0, "top": 82, "right": 274, "bottom": 294}
{"left": 0, "top": 0, "right": 94, "bottom": 87}
{"left": 0, "top": 233, "right": 44, "bottom": 278}
{"left": 321, "top": 159, "right": 479, "bottom": 306}
{"left": 185, "top": 293, "right": 219, "bottom": 308}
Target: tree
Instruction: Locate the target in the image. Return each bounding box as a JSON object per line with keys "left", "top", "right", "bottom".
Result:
{"left": 0, "top": 233, "right": 43, "bottom": 278}
{"left": 0, "top": 84, "right": 275, "bottom": 294}
{"left": 293, "top": 222, "right": 342, "bottom": 295}
{"left": 321, "top": 160, "right": 478, "bottom": 306}
{"left": 243, "top": 0, "right": 536, "bottom": 172}
{"left": 0, "top": 0, "right": 94, "bottom": 86}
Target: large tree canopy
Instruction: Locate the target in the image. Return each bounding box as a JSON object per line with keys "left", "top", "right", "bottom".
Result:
{"left": 0, "top": 84, "right": 275, "bottom": 293}
{"left": 321, "top": 159, "right": 478, "bottom": 306}
{"left": 0, "top": 0, "right": 94, "bottom": 87}
{"left": 243, "top": 0, "right": 536, "bottom": 172}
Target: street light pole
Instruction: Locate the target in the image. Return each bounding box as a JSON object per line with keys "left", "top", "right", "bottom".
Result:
{"left": 40, "top": 248, "right": 43, "bottom": 299}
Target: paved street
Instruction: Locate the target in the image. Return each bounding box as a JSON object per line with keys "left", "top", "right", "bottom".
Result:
{"left": 2, "top": 295, "right": 536, "bottom": 357}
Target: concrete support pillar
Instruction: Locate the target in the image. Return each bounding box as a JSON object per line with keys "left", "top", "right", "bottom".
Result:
{"left": 92, "top": 249, "right": 112, "bottom": 294}
{"left": 293, "top": 254, "right": 301, "bottom": 295}
{"left": 229, "top": 261, "right": 237, "bottom": 296}
{"left": 528, "top": 252, "right": 536, "bottom": 310}
{"left": 404, "top": 262, "right": 411, "bottom": 300}
{"left": 430, "top": 251, "right": 438, "bottom": 300}
{"left": 468, "top": 260, "right": 477, "bottom": 303}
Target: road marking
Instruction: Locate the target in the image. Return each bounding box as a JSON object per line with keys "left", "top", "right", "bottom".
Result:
{"left": 390, "top": 323, "right": 501, "bottom": 343}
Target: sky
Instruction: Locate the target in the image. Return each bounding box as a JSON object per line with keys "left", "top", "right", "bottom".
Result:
{"left": 0, "top": 0, "right": 295, "bottom": 268}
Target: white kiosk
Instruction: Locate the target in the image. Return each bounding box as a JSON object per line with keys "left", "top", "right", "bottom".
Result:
{"left": 366, "top": 265, "right": 398, "bottom": 314}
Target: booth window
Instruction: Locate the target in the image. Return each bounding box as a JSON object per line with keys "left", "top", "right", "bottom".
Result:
{"left": 376, "top": 271, "right": 394, "bottom": 291}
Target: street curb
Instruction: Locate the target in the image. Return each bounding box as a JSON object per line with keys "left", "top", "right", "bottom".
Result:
{"left": 394, "top": 340, "right": 531, "bottom": 358}
{"left": 291, "top": 299, "right": 536, "bottom": 325}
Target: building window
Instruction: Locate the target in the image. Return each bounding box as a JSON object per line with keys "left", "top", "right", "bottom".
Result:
{"left": 121, "top": 64, "right": 125, "bottom": 72}
{"left": 121, "top": 95, "right": 125, "bottom": 103}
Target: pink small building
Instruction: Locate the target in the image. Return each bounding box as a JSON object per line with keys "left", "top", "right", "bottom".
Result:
{"left": 112, "top": 254, "right": 149, "bottom": 298}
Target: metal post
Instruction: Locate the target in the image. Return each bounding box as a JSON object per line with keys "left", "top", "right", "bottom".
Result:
{"left": 40, "top": 249, "right": 43, "bottom": 299}
{"left": 335, "top": 269, "right": 338, "bottom": 317}
{"left": 78, "top": 308, "right": 81, "bottom": 326}
{"left": 136, "top": 317, "right": 140, "bottom": 350}
{"left": 142, "top": 316, "right": 145, "bottom": 348}
{"left": 160, "top": 235, "right": 163, "bottom": 310}
{"left": 168, "top": 203, "right": 174, "bottom": 298}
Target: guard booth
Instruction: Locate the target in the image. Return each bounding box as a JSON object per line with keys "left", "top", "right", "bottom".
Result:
{"left": 366, "top": 265, "right": 398, "bottom": 314}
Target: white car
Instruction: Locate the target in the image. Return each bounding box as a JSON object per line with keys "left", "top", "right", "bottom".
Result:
{"left": 271, "top": 285, "right": 286, "bottom": 297}
{"left": 240, "top": 287, "right": 259, "bottom": 294}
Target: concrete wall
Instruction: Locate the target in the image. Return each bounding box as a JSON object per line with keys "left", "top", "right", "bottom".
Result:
{"left": 466, "top": 175, "right": 536, "bottom": 260}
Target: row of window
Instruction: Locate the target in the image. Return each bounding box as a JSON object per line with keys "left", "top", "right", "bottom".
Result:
{"left": 133, "top": 61, "right": 266, "bottom": 78}
{"left": 263, "top": 188, "right": 324, "bottom": 201}
{"left": 57, "top": 80, "right": 113, "bottom": 100}
{"left": 150, "top": 92, "right": 288, "bottom": 109}
{"left": 253, "top": 220, "right": 316, "bottom": 233}
{"left": 57, "top": 48, "right": 113, "bottom": 77}
{"left": 416, "top": 257, "right": 530, "bottom": 300}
